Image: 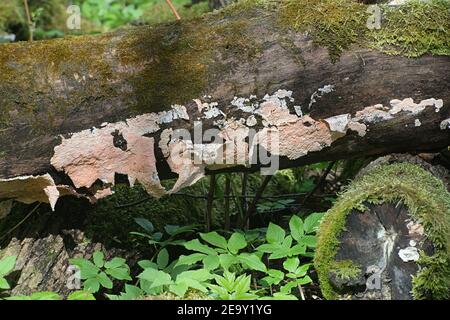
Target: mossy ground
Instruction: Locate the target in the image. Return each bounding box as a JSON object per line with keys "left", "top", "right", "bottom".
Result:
{"left": 279, "top": 0, "right": 450, "bottom": 61}
{"left": 314, "top": 162, "right": 450, "bottom": 300}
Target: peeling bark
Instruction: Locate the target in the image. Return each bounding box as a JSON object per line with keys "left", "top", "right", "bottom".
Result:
{"left": 0, "top": 4, "right": 449, "bottom": 209}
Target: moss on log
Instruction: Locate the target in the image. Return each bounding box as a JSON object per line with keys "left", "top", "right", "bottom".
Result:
{"left": 314, "top": 161, "right": 450, "bottom": 300}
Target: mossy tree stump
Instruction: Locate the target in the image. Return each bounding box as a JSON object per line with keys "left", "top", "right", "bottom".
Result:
{"left": 314, "top": 159, "right": 450, "bottom": 300}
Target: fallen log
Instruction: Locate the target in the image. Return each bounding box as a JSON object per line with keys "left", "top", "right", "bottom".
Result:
{"left": 0, "top": 0, "right": 449, "bottom": 209}
{"left": 314, "top": 155, "right": 450, "bottom": 300}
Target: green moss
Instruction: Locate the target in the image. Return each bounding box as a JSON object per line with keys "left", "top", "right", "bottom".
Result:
{"left": 314, "top": 162, "right": 450, "bottom": 300}
{"left": 279, "top": 0, "right": 450, "bottom": 62}
{"left": 329, "top": 260, "right": 362, "bottom": 282}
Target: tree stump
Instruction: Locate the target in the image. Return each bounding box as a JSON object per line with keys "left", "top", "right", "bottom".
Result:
{"left": 314, "top": 156, "right": 450, "bottom": 300}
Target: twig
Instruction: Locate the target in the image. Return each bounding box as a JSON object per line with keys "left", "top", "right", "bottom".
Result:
{"left": 224, "top": 174, "right": 231, "bottom": 231}
{"left": 242, "top": 175, "right": 273, "bottom": 229}
{"left": 23, "top": 0, "right": 33, "bottom": 41}
{"left": 298, "top": 284, "right": 306, "bottom": 301}
{"left": 300, "top": 161, "right": 336, "bottom": 205}
{"left": 239, "top": 172, "right": 248, "bottom": 226}
{"left": 165, "top": 0, "right": 181, "bottom": 20}
{"left": 205, "top": 174, "right": 216, "bottom": 232}
{"left": 0, "top": 203, "right": 40, "bottom": 240}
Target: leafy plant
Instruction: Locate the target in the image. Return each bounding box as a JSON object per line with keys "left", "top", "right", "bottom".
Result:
{"left": 208, "top": 271, "right": 258, "bottom": 300}
{"left": 69, "top": 251, "right": 131, "bottom": 293}
{"left": 176, "top": 231, "right": 267, "bottom": 273}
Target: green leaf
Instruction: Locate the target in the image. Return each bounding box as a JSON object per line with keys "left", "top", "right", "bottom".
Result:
{"left": 97, "top": 272, "right": 113, "bottom": 289}
{"left": 157, "top": 248, "right": 169, "bottom": 269}
{"left": 259, "top": 292, "right": 298, "bottom": 300}
{"left": 203, "top": 255, "right": 220, "bottom": 270}
{"left": 227, "top": 233, "right": 247, "bottom": 254}
{"left": 266, "top": 223, "right": 285, "bottom": 244}
{"left": 84, "top": 278, "right": 100, "bottom": 293}
{"left": 238, "top": 254, "right": 267, "bottom": 272}
{"left": 106, "top": 267, "right": 132, "bottom": 281}
{"left": 184, "top": 239, "right": 217, "bottom": 255}
{"left": 175, "top": 253, "right": 207, "bottom": 267}
{"left": 256, "top": 243, "right": 280, "bottom": 253}
{"left": 219, "top": 254, "right": 239, "bottom": 270}
{"left": 289, "top": 215, "right": 304, "bottom": 242}
{"left": 283, "top": 257, "right": 300, "bottom": 273}
{"left": 304, "top": 212, "right": 324, "bottom": 234}
{"left": 289, "top": 244, "right": 306, "bottom": 256}
{"left": 93, "top": 251, "right": 104, "bottom": 268}
{"left": 0, "top": 255, "right": 16, "bottom": 276}
{"left": 200, "top": 232, "right": 228, "bottom": 250}
{"left": 0, "top": 277, "right": 10, "bottom": 289}
{"left": 105, "top": 257, "right": 126, "bottom": 269}
{"left": 69, "top": 259, "right": 100, "bottom": 279}
{"left": 138, "top": 268, "right": 172, "bottom": 288}
{"left": 134, "top": 218, "right": 154, "bottom": 233}
{"left": 169, "top": 282, "right": 189, "bottom": 297}
{"left": 177, "top": 269, "right": 213, "bottom": 282}
{"left": 301, "top": 235, "right": 317, "bottom": 248}
{"left": 138, "top": 260, "right": 158, "bottom": 270}
{"left": 67, "top": 290, "right": 96, "bottom": 300}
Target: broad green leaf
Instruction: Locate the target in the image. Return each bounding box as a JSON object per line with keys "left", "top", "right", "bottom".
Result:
{"left": 301, "top": 235, "right": 317, "bottom": 248}
{"left": 105, "top": 257, "right": 126, "bottom": 269}
{"left": 164, "top": 224, "right": 198, "bottom": 237}
{"left": 267, "top": 269, "right": 284, "bottom": 281}
{"left": 175, "top": 253, "right": 207, "bottom": 267}
{"left": 256, "top": 243, "right": 280, "bottom": 253}
{"left": 97, "top": 272, "right": 113, "bottom": 289}
{"left": 227, "top": 233, "right": 247, "bottom": 254}
{"left": 289, "top": 215, "right": 304, "bottom": 242}
{"left": 219, "top": 254, "right": 239, "bottom": 270}
{"left": 282, "top": 235, "right": 293, "bottom": 249}
{"left": 157, "top": 248, "right": 169, "bottom": 269}
{"left": 238, "top": 254, "right": 267, "bottom": 272}
{"left": 134, "top": 218, "right": 154, "bottom": 233}
{"left": 304, "top": 212, "right": 324, "bottom": 234}
{"left": 177, "top": 278, "right": 208, "bottom": 293}
{"left": 169, "top": 282, "right": 189, "bottom": 297}
{"left": 138, "top": 268, "right": 172, "bottom": 288}
{"left": 289, "top": 244, "right": 306, "bottom": 256}
{"left": 106, "top": 266, "right": 131, "bottom": 281}
{"left": 93, "top": 251, "right": 104, "bottom": 268}
{"left": 0, "top": 255, "right": 16, "bottom": 276}
{"left": 177, "top": 269, "right": 213, "bottom": 282}
{"left": 200, "top": 232, "right": 228, "bottom": 250}
{"left": 184, "top": 239, "right": 217, "bottom": 255}
{"left": 138, "top": 260, "right": 158, "bottom": 270}
{"left": 69, "top": 259, "right": 100, "bottom": 279}
{"left": 84, "top": 278, "right": 100, "bottom": 293}
{"left": 294, "top": 264, "right": 311, "bottom": 278}
{"left": 67, "top": 290, "right": 96, "bottom": 300}
{"left": 283, "top": 257, "right": 300, "bottom": 273}
{"left": 266, "top": 223, "right": 285, "bottom": 244}
{"left": 0, "top": 277, "right": 10, "bottom": 289}
{"left": 203, "top": 255, "right": 220, "bottom": 270}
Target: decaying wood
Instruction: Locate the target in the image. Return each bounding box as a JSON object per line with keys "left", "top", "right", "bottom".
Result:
{"left": 0, "top": 3, "right": 449, "bottom": 210}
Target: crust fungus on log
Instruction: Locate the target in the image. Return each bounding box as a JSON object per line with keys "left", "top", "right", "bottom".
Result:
{"left": 314, "top": 156, "right": 450, "bottom": 300}
{"left": 0, "top": 0, "right": 449, "bottom": 211}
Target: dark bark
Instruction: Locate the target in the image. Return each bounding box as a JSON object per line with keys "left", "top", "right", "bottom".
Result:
{"left": 0, "top": 3, "right": 448, "bottom": 206}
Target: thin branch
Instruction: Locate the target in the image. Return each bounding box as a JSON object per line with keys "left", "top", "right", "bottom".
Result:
{"left": 23, "top": 0, "right": 33, "bottom": 41}
{"left": 0, "top": 203, "right": 40, "bottom": 240}
{"left": 205, "top": 174, "right": 216, "bottom": 232}
{"left": 298, "top": 284, "right": 306, "bottom": 300}
{"left": 165, "top": 0, "right": 182, "bottom": 20}
{"left": 242, "top": 175, "right": 273, "bottom": 229}
{"left": 224, "top": 174, "right": 231, "bottom": 231}
{"left": 300, "top": 161, "right": 336, "bottom": 205}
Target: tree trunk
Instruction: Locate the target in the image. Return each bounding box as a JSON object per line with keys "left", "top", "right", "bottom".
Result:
{"left": 0, "top": 2, "right": 449, "bottom": 209}
{"left": 314, "top": 154, "right": 450, "bottom": 300}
